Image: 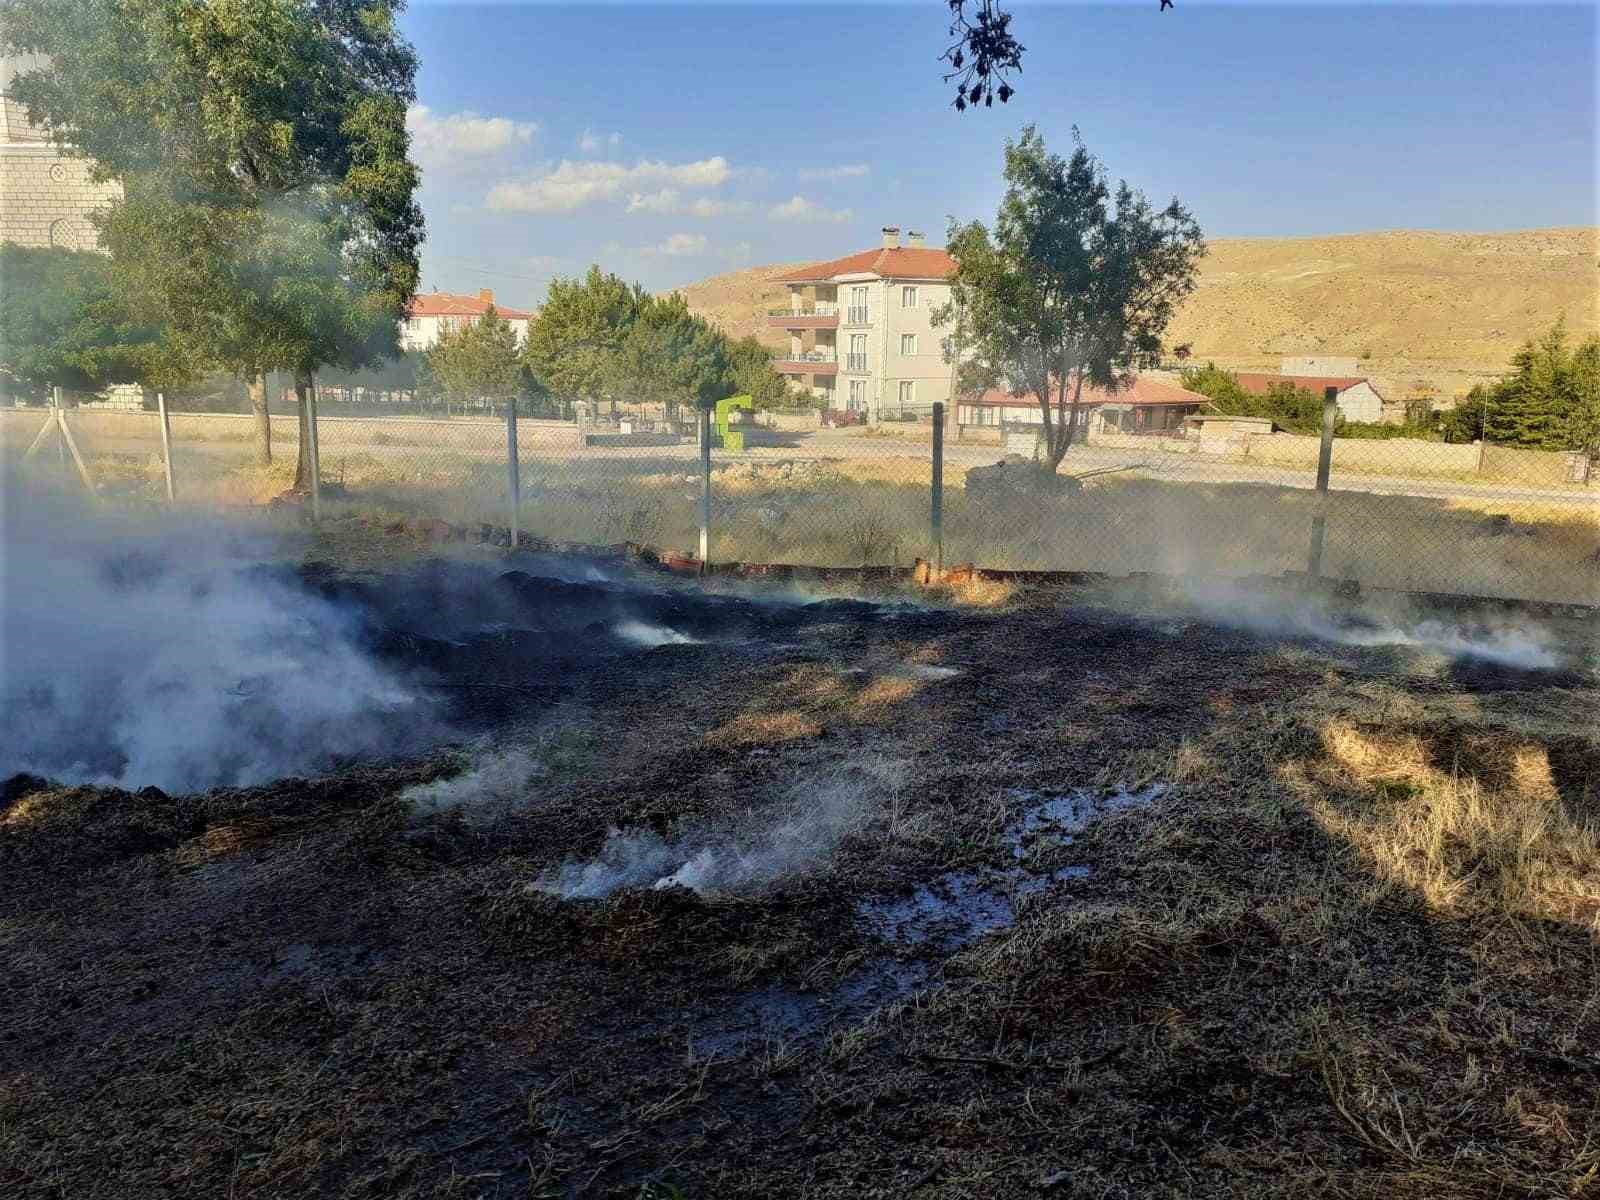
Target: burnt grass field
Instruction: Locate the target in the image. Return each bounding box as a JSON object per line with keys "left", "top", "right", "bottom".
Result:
{"left": 3, "top": 544, "right": 1599, "bottom": 1200}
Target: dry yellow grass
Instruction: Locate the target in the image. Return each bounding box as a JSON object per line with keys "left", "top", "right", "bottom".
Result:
{"left": 1299, "top": 720, "right": 1600, "bottom": 927}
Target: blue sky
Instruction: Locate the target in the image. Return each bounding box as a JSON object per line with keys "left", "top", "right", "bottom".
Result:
{"left": 400, "top": 2, "right": 1598, "bottom": 305}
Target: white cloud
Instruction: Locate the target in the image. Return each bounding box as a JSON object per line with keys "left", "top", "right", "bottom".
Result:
{"left": 577, "top": 127, "right": 624, "bottom": 155}
{"left": 644, "top": 233, "right": 709, "bottom": 258}
{"left": 407, "top": 105, "right": 537, "bottom": 171}
{"left": 769, "top": 195, "right": 852, "bottom": 224}
{"left": 487, "top": 156, "right": 734, "bottom": 213}
{"left": 798, "top": 163, "right": 870, "bottom": 182}
{"left": 626, "top": 188, "right": 753, "bottom": 217}
{"left": 724, "top": 241, "right": 753, "bottom": 265}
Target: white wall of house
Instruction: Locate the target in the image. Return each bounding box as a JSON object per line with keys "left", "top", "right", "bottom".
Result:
{"left": 398, "top": 313, "right": 530, "bottom": 353}
{"left": 1336, "top": 381, "right": 1383, "bottom": 423}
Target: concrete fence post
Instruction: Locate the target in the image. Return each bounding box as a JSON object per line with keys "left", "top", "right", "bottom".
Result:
{"left": 699, "top": 406, "right": 712, "bottom": 574}
{"left": 931, "top": 401, "right": 944, "bottom": 573}
{"left": 506, "top": 394, "right": 521, "bottom": 548}
{"left": 156, "top": 391, "right": 176, "bottom": 502}
{"left": 307, "top": 376, "right": 322, "bottom": 523}
{"left": 1307, "top": 385, "right": 1338, "bottom": 579}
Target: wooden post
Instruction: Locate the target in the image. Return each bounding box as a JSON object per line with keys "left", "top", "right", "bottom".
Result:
{"left": 55, "top": 409, "right": 96, "bottom": 498}
{"left": 931, "top": 401, "right": 944, "bottom": 574}
{"left": 53, "top": 386, "right": 65, "bottom": 470}
{"left": 156, "top": 391, "right": 176, "bottom": 502}
{"left": 506, "top": 394, "right": 521, "bottom": 549}
{"left": 1307, "top": 385, "right": 1339, "bottom": 579}
{"left": 307, "top": 376, "right": 322, "bottom": 523}
{"left": 699, "top": 406, "right": 712, "bottom": 574}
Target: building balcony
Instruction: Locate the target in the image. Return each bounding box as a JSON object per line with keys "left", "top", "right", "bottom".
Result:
{"left": 767, "top": 302, "right": 838, "bottom": 331}
{"left": 774, "top": 348, "right": 839, "bottom": 375}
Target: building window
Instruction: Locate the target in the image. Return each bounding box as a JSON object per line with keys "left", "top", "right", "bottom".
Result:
{"left": 847, "top": 334, "right": 868, "bottom": 372}
{"left": 898, "top": 381, "right": 915, "bottom": 409}
{"left": 847, "top": 380, "right": 867, "bottom": 411}
{"left": 901, "top": 286, "right": 918, "bottom": 308}
{"left": 848, "top": 286, "right": 869, "bottom": 325}
{"left": 900, "top": 333, "right": 917, "bottom": 356}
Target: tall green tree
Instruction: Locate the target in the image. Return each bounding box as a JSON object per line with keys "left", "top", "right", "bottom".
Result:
{"left": 0, "top": 245, "right": 197, "bottom": 399}
{"left": 424, "top": 305, "right": 525, "bottom": 410}
{"left": 724, "top": 334, "right": 792, "bottom": 411}
{"left": 523, "top": 266, "right": 645, "bottom": 413}
{"left": 934, "top": 126, "right": 1205, "bottom": 469}
{"left": 1480, "top": 319, "right": 1597, "bottom": 451}
{"left": 604, "top": 293, "right": 735, "bottom": 420}
{"left": 1, "top": 0, "right": 423, "bottom": 479}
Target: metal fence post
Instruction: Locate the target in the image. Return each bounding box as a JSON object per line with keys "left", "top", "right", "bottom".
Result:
{"left": 52, "top": 385, "right": 65, "bottom": 471}
{"left": 307, "top": 375, "right": 322, "bottom": 523}
{"left": 931, "top": 401, "right": 944, "bottom": 573}
{"left": 506, "top": 394, "right": 520, "bottom": 548}
{"left": 156, "top": 391, "right": 176, "bottom": 502}
{"left": 1307, "top": 385, "right": 1338, "bottom": 579}
{"left": 699, "top": 406, "right": 712, "bottom": 574}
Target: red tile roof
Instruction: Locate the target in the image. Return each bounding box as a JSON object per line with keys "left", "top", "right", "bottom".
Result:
{"left": 779, "top": 246, "right": 957, "bottom": 284}
{"left": 1234, "top": 373, "right": 1371, "bottom": 396}
{"left": 406, "top": 291, "right": 533, "bottom": 320}
{"left": 967, "top": 376, "right": 1209, "bottom": 408}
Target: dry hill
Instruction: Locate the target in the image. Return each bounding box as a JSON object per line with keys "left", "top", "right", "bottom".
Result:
{"left": 680, "top": 228, "right": 1600, "bottom": 401}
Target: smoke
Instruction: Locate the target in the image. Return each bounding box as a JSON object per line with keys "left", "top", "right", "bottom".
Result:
{"left": 535, "top": 758, "right": 905, "bottom": 898}
{"left": 0, "top": 494, "right": 434, "bottom": 791}
{"left": 400, "top": 746, "right": 546, "bottom": 825}
{"left": 1179, "top": 580, "right": 1562, "bottom": 670}
{"left": 614, "top": 620, "right": 701, "bottom": 647}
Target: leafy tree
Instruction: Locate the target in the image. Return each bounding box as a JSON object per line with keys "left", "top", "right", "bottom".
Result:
{"left": 1479, "top": 320, "right": 1597, "bottom": 451}
{"left": 605, "top": 294, "right": 731, "bottom": 420}
{"left": 0, "top": 245, "right": 196, "bottom": 398}
{"left": 424, "top": 305, "right": 525, "bottom": 410}
{"left": 523, "top": 266, "right": 645, "bottom": 412}
{"left": 934, "top": 126, "right": 1204, "bottom": 470}
{"left": 2, "top": 0, "right": 423, "bottom": 479}
{"left": 724, "top": 335, "right": 792, "bottom": 411}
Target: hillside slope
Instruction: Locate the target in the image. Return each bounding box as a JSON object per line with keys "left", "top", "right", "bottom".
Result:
{"left": 680, "top": 228, "right": 1600, "bottom": 399}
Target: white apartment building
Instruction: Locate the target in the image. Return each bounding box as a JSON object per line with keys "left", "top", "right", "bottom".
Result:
{"left": 771, "top": 227, "right": 957, "bottom": 421}
{"left": 399, "top": 289, "right": 533, "bottom": 352}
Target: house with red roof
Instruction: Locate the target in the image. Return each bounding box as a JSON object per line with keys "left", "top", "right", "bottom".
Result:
{"left": 1233, "top": 372, "right": 1386, "bottom": 423}
{"left": 770, "top": 227, "right": 957, "bottom": 420}
{"left": 400, "top": 289, "right": 534, "bottom": 353}
{"left": 955, "top": 376, "right": 1212, "bottom": 437}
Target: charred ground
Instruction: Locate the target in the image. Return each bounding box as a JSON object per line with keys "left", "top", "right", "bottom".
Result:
{"left": 2, "top": 558, "right": 1597, "bottom": 1199}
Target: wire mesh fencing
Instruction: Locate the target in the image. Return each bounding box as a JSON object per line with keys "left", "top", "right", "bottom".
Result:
{"left": 3, "top": 391, "right": 1596, "bottom": 606}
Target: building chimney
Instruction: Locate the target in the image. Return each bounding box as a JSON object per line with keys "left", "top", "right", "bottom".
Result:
{"left": 881, "top": 226, "right": 900, "bottom": 250}
{"left": 478, "top": 288, "right": 494, "bottom": 304}
{"left": 907, "top": 230, "right": 925, "bottom": 248}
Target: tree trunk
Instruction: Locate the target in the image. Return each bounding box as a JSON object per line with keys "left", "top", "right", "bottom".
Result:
{"left": 293, "top": 370, "right": 314, "bottom": 491}
{"left": 249, "top": 371, "right": 271, "bottom": 465}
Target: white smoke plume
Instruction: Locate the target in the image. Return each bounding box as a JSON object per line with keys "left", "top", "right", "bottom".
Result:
{"left": 400, "top": 746, "right": 547, "bottom": 825}
{"left": 0, "top": 494, "right": 431, "bottom": 792}
{"left": 535, "top": 758, "right": 906, "bottom": 898}
{"left": 614, "top": 620, "right": 700, "bottom": 647}
{"left": 1180, "top": 580, "right": 1563, "bottom": 670}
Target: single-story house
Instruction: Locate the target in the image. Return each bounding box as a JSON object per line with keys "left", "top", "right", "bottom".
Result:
{"left": 1233, "top": 373, "right": 1385, "bottom": 424}
{"left": 955, "top": 376, "right": 1209, "bottom": 435}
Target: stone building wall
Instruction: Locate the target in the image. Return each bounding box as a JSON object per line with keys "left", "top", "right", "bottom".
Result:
{"left": 0, "top": 55, "right": 122, "bottom": 249}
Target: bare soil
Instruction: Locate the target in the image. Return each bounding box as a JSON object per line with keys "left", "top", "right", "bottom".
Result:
{"left": 3, "top": 559, "right": 1597, "bottom": 1199}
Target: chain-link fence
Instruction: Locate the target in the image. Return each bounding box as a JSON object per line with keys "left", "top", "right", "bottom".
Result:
{"left": 4, "top": 389, "right": 1596, "bottom": 606}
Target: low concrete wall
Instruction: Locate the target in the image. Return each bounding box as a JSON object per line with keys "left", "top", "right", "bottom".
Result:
{"left": 768, "top": 410, "right": 822, "bottom": 432}
{"left": 1480, "top": 444, "right": 1588, "bottom": 486}
{"left": 1246, "top": 433, "right": 1481, "bottom": 477}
